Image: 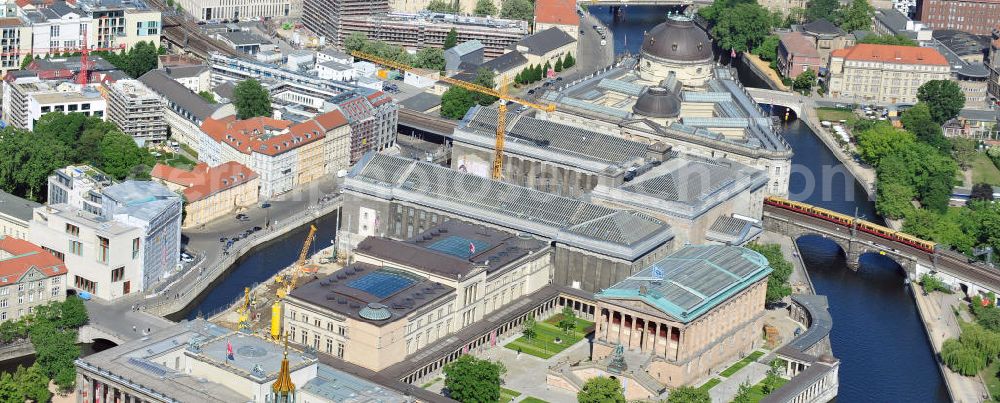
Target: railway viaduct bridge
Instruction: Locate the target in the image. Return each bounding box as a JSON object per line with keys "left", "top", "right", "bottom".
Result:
{"left": 763, "top": 203, "right": 1000, "bottom": 299}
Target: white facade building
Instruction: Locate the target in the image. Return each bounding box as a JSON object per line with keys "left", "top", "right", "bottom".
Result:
{"left": 1, "top": 76, "right": 106, "bottom": 131}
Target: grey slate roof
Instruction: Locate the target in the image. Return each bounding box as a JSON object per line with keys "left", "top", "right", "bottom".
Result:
{"left": 448, "top": 40, "right": 484, "bottom": 57}
{"left": 784, "top": 294, "right": 833, "bottom": 352}
{"left": 801, "top": 19, "right": 845, "bottom": 36}
{"left": 479, "top": 51, "right": 528, "bottom": 73}
{"left": 517, "top": 27, "right": 575, "bottom": 56}
{"left": 705, "top": 215, "right": 762, "bottom": 245}
{"left": 138, "top": 70, "right": 221, "bottom": 121}
{"left": 101, "top": 180, "right": 180, "bottom": 222}
{"left": 0, "top": 190, "right": 40, "bottom": 222}
{"left": 220, "top": 30, "right": 272, "bottom": 46}
{"left": 344, "top": 153, "right": 674, "bottom": 261}
{"left": 163, "top": 65, "right": 209, "bottom": 79}
{"left": 398, "top": 92, "right": 442, "bottom": 112}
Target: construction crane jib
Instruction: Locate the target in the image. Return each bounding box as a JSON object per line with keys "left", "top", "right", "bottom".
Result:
{"left": 350, "top": 50, "right": 556, "bottom": 179}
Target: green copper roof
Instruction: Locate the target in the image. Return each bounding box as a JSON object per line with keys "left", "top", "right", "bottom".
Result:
{"left": 595, "top": 245, "right": 772, "bottom": 323}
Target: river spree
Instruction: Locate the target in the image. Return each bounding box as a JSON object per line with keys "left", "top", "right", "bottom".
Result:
{"left": 592, "top": 6, "right": 948, "bottom": 401}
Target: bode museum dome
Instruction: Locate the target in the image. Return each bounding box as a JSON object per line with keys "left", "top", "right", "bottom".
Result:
{"left": 639, "top": 13, "right": 715, "bottom": 88}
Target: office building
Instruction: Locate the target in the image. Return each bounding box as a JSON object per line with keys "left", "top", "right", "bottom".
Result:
{"left": 75, "top": 319, "right": 415, "bottom": 403}
{"left": 105, "top": 79, "right": 168, "bottom": 144}
{"left": 137, "top": 69, "right": 222, "bottom": 151}
{"left": 827, "top": 44, "right": 951, "bottom": 103}
{"left": 872, "top": 8, "right": 934, "bottom": 45}
{"left": 151, "top": 162, "right": 260, "bottom": 227}
{"left": 302, "top": 0, "right": 389, "bottom": 47}
{"left": 285, "top": 220, "right": 551, "bottom": 371}
{"left": 29, "top": 167, "right": 181, "bottom": 300}
{"left": 0, "top": 17, "right": 32, "bottom": 75}
{"left": 340, "top": 12, "right": 528, "bottom": 59}
{"left": 162, "top": 64, "right": 211, "bottom": 93}
{"left": 329, "top": 90, "right": 398, "bottom": 163}
{"left": 918, "top": 0, "right": 1000, "bottom": 35}
{"left": 1, "top": 75, "right": 106, "bottom": 131}
{"left": 930, "top": 30, "right": 993, "bottom": 108}
{"left": 0, "top": 236, "right": 67, "bottom": 322}
{"left": 177, "top": 0, "right": 296, "bottom": 22}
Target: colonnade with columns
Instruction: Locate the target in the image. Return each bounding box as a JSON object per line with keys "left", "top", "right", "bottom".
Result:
{"left": 595, "top": 305, "right": 683, "bottom": 361}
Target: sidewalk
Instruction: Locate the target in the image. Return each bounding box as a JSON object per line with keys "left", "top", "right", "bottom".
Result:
{"left": 912, "top": 287, "right": 989, "bottom": 403}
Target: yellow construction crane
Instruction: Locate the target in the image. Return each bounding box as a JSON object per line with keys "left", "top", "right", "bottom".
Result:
{"left": 350, "top": 50, "right": 556, "bottom": 179}
{"left": 271, "top": 224, "right": 318, "bottom": 341}
{"left": 236, "top": 287, "right": 252, "bottom": 331}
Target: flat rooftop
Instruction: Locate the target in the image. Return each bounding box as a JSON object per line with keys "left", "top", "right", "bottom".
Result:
{"left": 344, "top": 153, "right": 674, "bottom": 261}
{"left": 357, "top": 220, "right": 548, "bottom": 279}
{"left": 40, "top": 204, "right": 138, "bottom": 236}
{"left": 289, "top": 262, "right": 454, "bottom": 326}
{"left": 596, "top": 244, "right": 772, "bottom": 323}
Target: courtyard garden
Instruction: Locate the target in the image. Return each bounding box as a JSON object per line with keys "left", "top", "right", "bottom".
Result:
{"left": 504, "top": 308, "right": 594, "bottom": 359}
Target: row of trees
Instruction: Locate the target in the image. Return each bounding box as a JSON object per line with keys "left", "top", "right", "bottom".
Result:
{"left": 942, "top": 321, "right": 1000, "bottom": 376}
{"left": 344, "top": 33, "right": 447, "bottom": 71}
{"left": 858, "top": 34, "right": 918, "bottom": 46}
{"left": 95, "top": 41, "right": 165, "bottom": 79}
{"left": 0, "top": 298, "right": 88, "bottom": 396}
{"left": 746, "top": 243, "right": 793, "bottom": 304}
{"left": 805, "top": 0, "right": 874, "bottom": 32}
{"left": 426, "top": 0, "right": 532, "bottom": 20}
{"left": 0, "top": 112, "right": 155, "bottom": 202}
{"left": 440, "top": 68, "right": 497, "bottom": 119}
{"left": 514, "top": 53, "right": 576, "bottom": 86}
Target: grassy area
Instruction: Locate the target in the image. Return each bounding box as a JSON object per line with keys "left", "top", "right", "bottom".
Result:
{"left": 742, "top": 378, "right": 789, "bottom": 402}
{"left": 180, "top": 143, "right": 199, "bottom": 159}
{"left": 420, "top": 377, "right": 441, "bottom": 389}
{"left": 504, "top": 317, "right": 593, "bottom": 359}
{"left": 719, "top": 351, "right": 765, "bottom": 377}
{"left": 815, "top": 107, "right": 855, "bottom": 122}
{"left": 543, "top": 314, "right": 594, "bottom": 333}
{"left": 697, "top": 378, "right": 721, "bottom": 392}
{"left": 971, "top": 153, "right": 1000, "bottom": 186}
{"left": 156, "top": 151, "right": 197, "bottom": 170}
{"left": 520, "top": 398, "right": 548, "bottom": 403}
{"left": 499, "top": 388, "right": 521, "bottom": 403}
{"left": 984, "top": 360, "right": 1000, "bottom": 400}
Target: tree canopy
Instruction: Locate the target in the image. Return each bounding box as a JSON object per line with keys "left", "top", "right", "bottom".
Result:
{"left": 972, "top": 183, "right": 995, "bottom": 201}
{"left": 747, "top": 243, "right": 793, "bottom": 304}
{"left": 500, "top": 0, "right": 534, "bottom": 21}
{"left": 426, "top": 0, "right": 459, "bottom": 13}
{"left": 805, "top": 0, "right": 839, "bottom": 23}
{"left": 839, "top": 0, "right": 874, "bottom": 32}
{"left": 96, "top": 41, "right": 163, "bottom": 78}
{"left": 443, "top": 355, "right": 506, "bottom": 403}
{"left": 793, "top": 69, "right": 816, "bottom": 94}
{"left": 917, "top": 80, "right": 965, "bottom": 124}
{"left": 858, "top": 34, "right": 918, "bottom": 46}
{"left": 577, "top": 377, "right": 625, "bottom": 403}
{"left": 444, "top": 28, "right": 459, "bottom": 49}
{"left": 440, "top": 86, "right": 475, "bottom": 119}
{"left": 474, "top": 0, "right": 498, "bottom": 16}
{"left": 414, "top": 47, "right": 446, "bottom": 71}
{"left": 705, "top": 2, "right": 774, "bottom": 52}
{"left": 900, "top": 103, "right": 949, "bottom": 153}
{"left": 233, "top": 79, "right": 272, "bottom": 119}
{"left": 667, "top": 386, "right": 711, "bottom": 403}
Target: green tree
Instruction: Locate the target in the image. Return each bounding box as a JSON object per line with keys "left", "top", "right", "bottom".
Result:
{"left": 732, "top": 381, "right": 754, "bottom": 403}
{"left": 444, "top": 28, "right": 459, "bottom": 50}
{"left": 474, "top": 0, "right": 497, "bottom": 15}
{"left": 761, "top": 359, "right": 784, "bottom": 394}
{"left": 917, "top": 80, "right": 965, "bottom": 124}
{"left": 233, "top": 79, "right": 272, "bottom": 119}
{"left": 19, "top": 54, "right": 33, "bottom": 69}
{"left": 0, "top": 371, "right": 18, "bottom": 402}
{"left": 901, "top": 103, "right": 948, "bottom": 153}
{"left": 839, "top": 0, "right": 874, "bottom": 32}
{"left": 20, "top": 364, "right": 52, "bottom": 403}
{"left": 443, "top": 355, "right": 506, "bottom": 403}
{"left": 751, "top": 34, "right": 780, "bottom": 63}
{"left": 124, "top": 41, "right": 159, "bottom": 78}
{"left": 876, "top": 180, "right": 916, "bottom": 219}
{"left": 344, "top": 32, "right": 369, "bottom": 52}
{"left": 792, "top": 69, "right": 816, "bottom": 94}
{"left": 951, "top": 138, "right": 978, "bottom": 170}
{"left": 554, "top": 57, "right": 564, "bottom": 72}
{"left": 198, "top": 90, "right": 217, "bottom": 103}
{"left": 33, "top": 112, "right": 88, "bottom": 145}
{"left": 523, "top": 314, "right": 537, "bottom": 340}
{"left": 542, "top": 61, "right": 552, "bottom": 77}
{"left": 563, "top": 52, "right": 575, "bottom": 69}
{"left": 709, "top": 3, "right": 774, "bottom": 52}
{"left": 667, "top": 386, "right": 711, "bottom": 403}
{"left": 942, "top": 338, "right": 986, "bottom": 376}
{"left": 427, "top": 0, "right": 459, "bottom": 13}
{"left": 747, "top": 243, "right": 793, "bottom": 304}
{"left": 414, "top": 47, "right": 446, "bottom": 71}
{"left": 440, "top": 86, "right": 476, "bottom": 119}
{"left": 99, "top": 131, "right": 154, "bottom": 180}
{"left": 0, "top": 127, "right": 72, "bottom": 201}
{"left": 805, "top": 0, "right": 839, "bottom": 23}
{"left": 577, "top": 377, "right": 625, "bottom": 403}
{"left": 858, "top": 34, "right": 918, "bottom": 46}
{"left": 58, "top": 297, "right": 89, "bottom": 329}
{"left": 855, "top": 123, "right": 914, "bottom": 165}
{"left": 558, "top": 305, "right": 577, "bottom": 333}
{"left": 500, "top": 0, "right": 534, "bottom": 21}
{"left": 472, "top": 67, "right": 498, "bottom": 105}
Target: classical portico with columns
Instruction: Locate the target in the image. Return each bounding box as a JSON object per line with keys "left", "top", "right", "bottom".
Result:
{"left": 590, "top": 244, "right": 772, "bottom": 388}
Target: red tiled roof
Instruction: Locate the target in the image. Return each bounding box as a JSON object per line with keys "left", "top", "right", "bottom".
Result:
{"left": 151, "top": 161, "right": 258, "bottom": 202}
{"left": 0, "top": 237, "right": 66, "bottom": 282}
{"left": 779, "top": 32, "right": 820, "bottom": 58}
{"left": 534, "top": 0, "right": 579, "bottom": 27}
{"left": 830, "top": 44, "right": 948, "bottom": 65}
{"left": 313, "top": 109, "right": 349, "bottom": 131}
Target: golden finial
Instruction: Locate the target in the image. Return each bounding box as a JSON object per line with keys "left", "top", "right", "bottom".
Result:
{"left": 272, "top": 332, "right": 296, "bottom": 394}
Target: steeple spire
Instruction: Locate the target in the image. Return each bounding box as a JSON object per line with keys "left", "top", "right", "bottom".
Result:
{"left": 271, "top": 334, "right": 296, "bottom": 402}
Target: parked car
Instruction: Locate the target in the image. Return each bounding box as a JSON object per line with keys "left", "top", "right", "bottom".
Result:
{"left": 219, "top": 237, "right": 227, "bottom": 243}
{"left": 236, "top": 213, "right": 249, "bottom": 221}
{"left": 253, "top": 226, "right": 262, "bottom": 232}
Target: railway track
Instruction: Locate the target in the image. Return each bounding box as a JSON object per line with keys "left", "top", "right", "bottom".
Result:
{"left": 146, "top": 0, "right": 238, "bottom": 59}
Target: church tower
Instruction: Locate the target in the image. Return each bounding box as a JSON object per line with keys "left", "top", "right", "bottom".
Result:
{"left": 270, "top": 336, "right": 296, "bottom": 403}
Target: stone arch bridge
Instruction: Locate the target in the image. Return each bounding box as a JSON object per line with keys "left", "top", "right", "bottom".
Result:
{"left": 763, "top": 203, "right": 1000, "bottom": 300}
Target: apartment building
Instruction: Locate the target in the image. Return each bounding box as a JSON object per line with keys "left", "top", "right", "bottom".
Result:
{"left": 198, "top": 108, "right": 351, "bottom": 198}
{"left": 0, "top": 17, "right": 31, "bottom": 75}
{"left": 23, "top": 1, "right": 91, "bottom": 56}
{"left": 989, "top": 26, "right": 999, "bottom": 103}
{"left": 176, "top": 0, "right": 296, "bottom": 22}
{"left": 328, "top": 90, "right": 398, "bottom": 163}
{"left": 151, "top": 162, "right": 259, "bottom": 227}
{"left": 778, "top": 31, "right": 822, "bottom": 78}
{"left": 339, "top": 12, "right": 529, "bottom": 58}
{"left": 0, "top": 190, "right": 40, "bottom": 240}
{"left": 1, "top": 74, "right": 106, "bottom": 131}
{"left": 75, "top": 0, "right": 161, "bottom": 50}
{"left": 918, "top": 0, "right": 1000, "bottom": 35}
{"left": 137, "top": 69, "right": 221, "bottom": 150}
{"left": 828, "top": 44, "right": 951, "bottom": 103}
{"left": 283, "top": 220, "right": 551, "bottom": 371}
{"left": 302, "top": 0, "right": 389, "bottom": 47}
{"left": 29, "top": 167, "right": 181, "bottom": 300}
{"left": 105, "top": 79, "right": 168, "bottom": 144}
{"left": 0, "top": 237, "right": 68, "bottom": 322}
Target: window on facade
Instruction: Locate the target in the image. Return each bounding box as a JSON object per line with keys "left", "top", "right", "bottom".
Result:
{"left": 338, "top": 326, "right": 346, "bottom": 336}
{"left": 97, "top": 236, "right": 109, "bottom": 263}
{"left": 313, "top": 334, "right": 320, "bottom": 349}
{"left": 326, "top": 338, "right": 333, "bottom": 354}
{"left": 337, "top": 342, "right": 344, "bottom": 358}
{"left": 74, "top": 275, "right": 95, "bottom": 293}
{"left": 69, "top": 240, "right": 82, "bottom": 256}
{"left": 50, "top": 26, "right": 59, "bottom": 37}
{"left": 301, "top": 330, "right": 308, "bottom": 344}
{"left": 51, "top": 286, "right": 60, "bottom": 297}
{"left": 0, "top": 299, "right": 6, "bottom": 308}
{"left": 65, "top": 223, "right": 79, "bottom": 237}
{"left": 132, "top": 238, "right": 140, "bottom": 259}
{"left": 111, "top": 267, "right": 124, "bottom": 282}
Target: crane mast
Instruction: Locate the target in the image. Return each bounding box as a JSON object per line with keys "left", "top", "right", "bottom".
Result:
{"left": 271, "top": 224, "right": 318, "bottom": 341}
{"left": 349, "top": 51, "right": 556, "bottom": 180}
